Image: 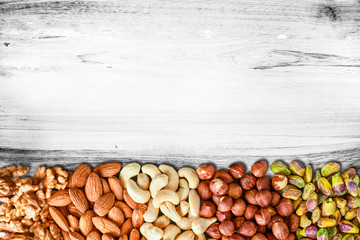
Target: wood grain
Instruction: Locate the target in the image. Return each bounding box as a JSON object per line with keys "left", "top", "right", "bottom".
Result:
{"left": 0, "top": 0, "right": 360, "bottom": 160}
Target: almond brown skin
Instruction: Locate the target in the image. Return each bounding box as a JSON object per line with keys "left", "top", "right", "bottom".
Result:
{"left": 48, "top": 189, "right": 72, "bottom": 207}
{"left": 93, "top": 162, "right": 121, "bottom": 177}
{"left": 85, "top": 172, "right": 103, "bottom": 202}
{"left": 49, "top": 206, "right": 70, "bottom": 232}
{"left": 71, "top": 164, "right": 92, "bottom": 188}
{"left": 79, "top": 210, "right": 95, "bottom": 237}
{"left": 69, "top": 188, "right": 89, "bottom": 213}
{"left": 94, "top": 193, "right": 115, "bottom": 216}
{"left": 92, "top": 217, "right": 121, "bottom": 237}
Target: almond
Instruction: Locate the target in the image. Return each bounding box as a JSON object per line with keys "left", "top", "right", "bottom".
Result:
{"left": 120, "top": 219, "right": 133, "bottom": 236}
{"left": 123, "top": 190, "right": 137, "bottom": 209}
{"left": 85, "top": 172, "right": 103, "bottom": 202}
{"left": 108, "top": 176, "right": 123, "bottom": 200}
{"left": 71, "top": 164, "right": 92, "bottom": 188}
{"left": 69, "top": 232, "right": 85, "bottom": 240}
{"left": 62, "top": 230, "right": 71, "bottom": 240}
{"left": 92, "top": 217, "right": 121, "bottom": 237}
{"left": 86, "top": 231, "right": 101, "bottom": 240}
{"left": 114, "top": 201, "right": 133, "bottom": 219}
{"left": 68, "top": 202, "right": 83, "bottom": 218}
{"left": 59, "top": 206, "right": 70, "bottom": 217}
{"left": 129, "top": 229, "right": 140, "bottom": 240}
{"left": 48, "top": 189, "right": 72, "bottom": 207}
{"left": 67, "top": 215, "right": 79, "bottom": 232}
{"left": 132, "top": 204, "right": 146, "bottom": 229}
{"left": 102, "top": 234, "right": 115, "bottom": 240}
{"left": 79, "top": 210, "right": 95, "bottom": 237}
{"left": 108, "top": 207, "right": 124, "bottom": 227}
{"left": 93, "top": 162, "right": 121, "bottom": 177}
{"left": 94, "top": 193, "right": 115, "bottom": 216}
{"left": 49, "top": 206, "right": 70, "bottom": 232}
{"left": 101, "top": 178, "right": 111, "bottom": 194}
{"left": 118, "top": 236, "right": 129, "bottom": 240}
{"left": 69, "top": 188, "right": 89, "bottom": 213}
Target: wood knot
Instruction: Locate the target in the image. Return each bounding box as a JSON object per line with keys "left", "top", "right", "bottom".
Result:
{"left": 4, "top": 42, "right": 10, "bottom": 47}
{"left": 317, "top": 4, "right": 340, "bottom": 21}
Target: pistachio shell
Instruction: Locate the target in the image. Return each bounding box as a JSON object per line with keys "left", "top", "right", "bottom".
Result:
{"left": 322, "top": 198, "right": 336, "bottom": 216}
{"left": 289, "top": 175, "right": 306, "bottom": 189}
{"left": 332, "top": 173, "right": 346, "bottom": 194}
{"left": 321, "top": 162, "right": 340, "bottom": 178}
{"left": 270, "top": 161, "right": 291, "bottom": 175}
{"left": 311, "top": 207, "right": 321, "bottom": 224}
{"left": 318, "top": 178, "right": 333, "bottom": 196}
{"left": 283, "top": 189, "right": 302, "bottom": 200}
{"left": 305, "top": 165, "right": 313, "bottom": 184}
{"left": 306, "top": 192, "right": 318, "bottom": 212}
{"left": 317, "top": 228, "right": 329, "bottom": 240}
{"left": 339, "top": 220, "right": 360, "bottom": 233}
{"left": 345, "top": 179, "right": 359, "bottom": 197}
{"left": 317, "top": 218, "right": 337, "bottom": 228}
{"left": 290, "top": 161, "right": 306, "bottom": 177}
{"left": 303, "top": 183, "right": 316, "bottom": 200}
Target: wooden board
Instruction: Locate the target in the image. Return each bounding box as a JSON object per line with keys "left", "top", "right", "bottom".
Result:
{"left": 0, "top": 0, "right": 360, "bottom": 168}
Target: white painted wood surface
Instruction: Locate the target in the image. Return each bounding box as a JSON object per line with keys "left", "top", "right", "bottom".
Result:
{"left": 0, "top": 0, "right": 360, "bottom": 165}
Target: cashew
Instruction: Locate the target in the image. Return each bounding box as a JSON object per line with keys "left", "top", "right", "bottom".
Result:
{"left": 191, "top": 217, "right": 217, "bottom": 235}
{"left": 196, "top": 234, "right": 206, "bottom": 240}
{"left": 152, "top": 189, "right": 180, "bottom": 208}
{"left": 140, "top": 223, "right": 163, "bottom": 240}
{"left": 119, "top": 163, "right": 140, "bottom": 187}
{"left": 178, "top": 168, "right": 199, "bottom": 189}
{"left": 188, "top": 189, "right": 200, "bottom": 218}
{"left": 149, "top": 174, "right": 169, "bottom": 198}
{"left": 153, "top": 215, "right": 170, "bottom": 229}
{"left": 143, "top": 199, "right": 159, "bottom": 223}
{"left": 142, "top": 164, "right": 161, "bottom": 179}
{"left": 137, "top": 173, "right": 150, "bottom": 190}
{"left": 176, "top": 201, "right": 190, "bottom": 217}
{"left": 159, "top": 164, "right": 179, "bottom": 191}
{"left": 176, "top": 230, "right": 195, "bottom": 240}
{"left": 177, "top": 179, "right": 190, "bottom": 201}
{"left": 126, "top": 179, "right": 150, "bottom": 203}
{"left": 163, "top": 224, "right": 181, "bottom": 240}
{"left": 160, "top": 201, "right": 181, "bottom": 223}
{"left": 176, "top": 217, "right": 194, "bottom": 230}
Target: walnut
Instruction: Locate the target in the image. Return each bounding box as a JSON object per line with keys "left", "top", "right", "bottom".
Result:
{"left": 11, "top": 166, "right": 30, "bottom": 179}
{"left": 0, "top": 220, "right": 26, "bottom": 233}
{"left": 0, "top": 179, "right": 11, "bottom": 196}
{"left": 0, "top": 166, "right": 16, "bottom": 178}
{"left": 34, "top": 166, "right": 46, "bottom": 186}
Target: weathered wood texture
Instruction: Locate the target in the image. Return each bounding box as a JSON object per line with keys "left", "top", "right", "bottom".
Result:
{"left": 0, "top": 0, "right": 360, "bottom": 165}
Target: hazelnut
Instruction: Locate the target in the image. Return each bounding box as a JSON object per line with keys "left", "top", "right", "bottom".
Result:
{"left": 245, "top": 189, "right": 259, "bottom": 205}
{"left": 264, "top": 206, "right": 277, "bottom": 217}
{"left": 255, "top": 190, "right": 272, "bottom": 207}
{"left": 199, "top": 201, "right": 216, "bottom": 218}
{"left": 244, "top": 205, "right": 259, "bottom": 220}
{"left": 216, "top": 210, "right": 233, "bottom": 222}
{"left": 228, "top": 163, "right": 246, "bottom": 179}
{"left": 254, "top": 208, "right": 271, "bottom": 226}
{"left": 271, "top": 174, "right": 288, "bottom": 191}
{"left": 215, "top": 170, "right": 234, "bottom": 184}
{"left": 207, "top": 223, "right": 222, "bottom": 239}
{"left": 212, "top": 194, "right": 222, "bottom": 206}
{"left": 257, "top": 225, "right": 267, "bottom": 234}
{"left": 210, "top": 178, "right": 229, "bottom": 196}
{"left": 256, "top": 177, "right": 271, "bottom": 191}
{"left": 251, "top": 233, "right": 268, "bottom": 240}
{"left": 265, "top": 233, "right": 278, "bottom": 240}
{"left": 196, "top": 164, "right": 216, "bottom": 180}
{"left": 231, "top": 199, "right": 246, "bottom": 217}
{"left": 288, "top": 233, "right": 295, "bottom": 240}
{"left": 233, "top": 216, "right": 245, "bottom": 229}
{"left": 223, "top": 236, "right": 230, "bottom": 240}
{"left": 272, "top": 222, "right": 289, "bottom": 240}
{"left": 219, "top": 220, "right": 235, "bottom": 236}
{"left": 228, "top": 183, "right": 242, "bottom": 199}
{"left": 268, "top": 215, "right": 284, "bottom": 229}
{"left": 218, "top": 196, "right": 234, "bottom": 212}
{"left": 240, "top": 173, "right": 256, "bottom": 190}
{"left": 285, "top": 213, "right": 299, "bottom": 232}
{"left": 276, "top": 198, "right": 294, "bottom": 217}
{"left": 197, "top": 180, "right": 212, "bottom": 200}
{"left": 251, "top": 160, "right": 268, "bottom": 178}
{"left": 270, "top": 192, "right": 281, "bottom": 207}
{"left": 230, "top": 234, "right": 246, "bottom": 240}
{"left": 238, "top": 221, "right": 258, "bottom": 237}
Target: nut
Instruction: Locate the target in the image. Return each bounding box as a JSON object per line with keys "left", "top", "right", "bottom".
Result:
{"left": 79, "top": 210, "right": 95, "bottom": 236}
{"left": 218, "top": 196, "right": 233, "bottom": 212}
{"left": 252, "top": 233, "right": 268, "bottom": 240}
{"left": 244, "top": 205, "right": 259, "bottom": 220}
{"left": 149, "top": 174, "right": 169, "bottom": 198}
{"left": 191, "top": 217, "right": 217, "bottom": 235}
{"left": 317, "top": 178, "right": 333, "bottom": 196}
{"left": 152, "top": 189, "right": 180, "bottom": 208}
{"left": 126, "top": 179, "right": 151, "bottom": 204}
{"left": 288, "top": 175, "right": 305, "bottom": 189}
{"left": 71, "top": 164, "right": 92, "bottom": 188}
{"left": 272, "top": 222, "right": 289, "bottom": 240}
{"left": 228, "top": 163, "right": 246, "bottom": 179}
{"left": 304, "top": 165, "right": 313, "bottom": 184}
{"left": 233, "top": 216, "right": 246, "bottom": 229}
{"left": 251, "top": 160, "right": 268, "bottom": 178}
{"left": 94, "top": 193, "right": 115, "bottom": 216}
{"left": 231, "top": 199, "right": 246, "bottom": 217}
{"left": 332, "top": 173, "right": 346, "bottom": 194}
{"left": 132, "top": 204, "right": 146, "bottom": 229}
{"left": 141, "top": 164, "right": 161, "bottom": 179}
{"left": 92, "top": 217, "right": 121, "bottom": 237}
{"left": 285, "top": 213, "right": 299, "bottom": 232}
{"left": 256, "top": 177, "right": 271, "bottom": 191}
{"left": 240, "top": 173, "right": 256, "bottom": 190}
{"left": 216, "top": 210, "right": 233, "bottom": 222}
{"left": 214, "top": 170, "right": 234, "bottom": 184}
{"left": 238, "top": 221, "right": 258, "bottom": 237}
{"left": 206, "top": 223, "right": 222, "bottom": 239}
{"left": 196, "top": 164, "right": 216, "bottom": 180}
{"left": 299, "top": 225, "right": 318, "bottom": 238}
{"left": 108, "top": 207, "right": 124, "bottom": 227}
{"left": 270, "top": 161, "right": 291, "bottom": 175}
{"left": 268, "top": 215, "right": 284, "bottom": 229}
{"left": 228, "top": 183, "right": 242, "bottom": 199}
{"left": 69, "top": 188, "right": 89, "bottom": 213}
{"left": 219, "top": 220, "right": 235, "bottom": 236}
{"left": 255, "top": 190, "right": 272, "bottom": 207}
{"left": 93, "top": 162, "right": 121, "bottom": 178}
{"left": 85, "top": 173, "right": 103, "bottom": 202}
{"left": 342, "top": 168, "right": 357, "bottom": 180}
{"left": 302, "top": 183, "right": 315, "bottom": 200}
{"left": 245, "top": 189, "right": 259, "bottom": 205}
{"left": 289, "top": 161, "right": 305, "bottom": 177}
{"left": 339, "top": 220, "right": 359, "bottom": 233}
{"left": 178, "top": 167, "right": 199, "bottom": 189}
{"left": 271, "top": 174, "right": 288, "bottom": 191}
{"left": 276, "top": 198, "right": 293, "bottom": 217}
{"left": 321, "top": 162, "right": 340, "bottom": 178}
{"left": 108, "top": 176, "right": 124, "bottom": 201}
{"left": 199, "top": 201, "right": 216, "bottom": 218}
{"left": 345, "top": 179, "right": 358, "bottom": 197}
{"left": 210, "top": 178, "right": 228, "bottom": 196}
{"left": 255, "top": 208, "right": 271, "bottom": 225}
{"left": 158, "top": 164, "right": 179, "bottom": 192}
{"left": 49, "top": 206, "right": 70, "bottom": 232}
{"left": 270, "top": 192, "right": 281, "bottom": 207}
{"left": 306, "top": 192, "right": 318, "bottom": 212}
{"left": 48, "top": 189, "right": 72, "bottom": 207}
{"left": 282, "top": 189, "right": 302, "bottom": 201}
{"left": 321, "top": 198, "right": 336, "bottom": 216}
{"left": 197, "top": 180, "right": 212, "bottom": 200}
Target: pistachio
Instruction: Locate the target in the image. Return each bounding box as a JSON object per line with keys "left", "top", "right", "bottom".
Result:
{"left": 332, "top": 173, "right": 346, "bottom": 194}
{"left": 354, "top": 175, "right": 359, "bottom": 185}
{"left": 332, "top": 210, "right": 342, "bottom": 224}
{"left": 306, "top": 192, "right": 318, "bottom": 212}
{"left": 357, "top": 208, "right": 360, "bottom": 223}
{"left": 318, "top": 193, "right": 328, "bottom": 205}
{"left": 278, "top": 184, "right": 297, "bottom": 195}
{"left": 289, "top": 175, "right": 305, "bottom": 189}
{"left": 317, "top": 218, "right": 337, "bottom": 228}
{"left": 311, "top": 207, "right": 321, "bottom": 224}
{"left": 321, "top": 162, "right": 341, "bottom": 178}
{"left": 317, "top": 228, "right": 329, "bottom": 240}
{"left": 293, "top": 197, "right": 303, "bottom": 210}
{"left": 343, "top": 234, "right": 355, "bottom": 240}
{"left": 270, "top": 161, "right": 291, "bottom": 176}
{"left": 296, "top": 201, "right": 308, "bottom": 216}
{"left": 327, "top": 226, "right": 337, "bottom": 238}
{"left": 333, "top": 234, "right": 343, "bottom": 240}
{"left": 313, "top": 171, "right": 321, "bottom": 187}
{"left": 322, "top": 198, "right": 336, "bottom": 216}
{"left": 345, "top": 179, "right": 358, "bottom": 197}
{"left": 290, "top": 161, "right": 305, "bottom": 177}
{"left": 299, "top": 225, "right": 318, "bottom": 238}
{"left": 346, "top": 195, "right": 360, "bottom": 209}
{"left": 318, "top": 178, "right": 333, "bottom": 196}
{"left": 342, "top": 169, "right": 357, "bottom": 180}
{"left": 303, "top": 183, "right": 316, "bottom": 201}
{"left": 335, "top": 197, "right": 347, "bottom": 209}
{"left": 339, "top": 220, "right": 359, "bottom": 233}
{"left": 304, "top": 165, "right": 313, "bottom": 184}
{"left": 345, "top": 208, "right": 358, "bottom": 220}
{"left": 341, "top": 206, "right": 350, "bottom": 217}
{"left": 300, "top": 215, "right": 311, "bottom": 228}
{"left": 283, "top": 189, "right": 302, "bottom": 200}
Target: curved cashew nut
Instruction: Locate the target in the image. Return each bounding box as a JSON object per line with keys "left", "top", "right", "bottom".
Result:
{"left": 188, "top": 189, "right": 200, "bottom": 218}
{"left": 150, "top": 174, "right": 169, "bottom": 198}
{"left": 176, "top": 201, "right": 190, "bottom": 217}
{"left": 137, "top": 173, "right": 150, "bottom": 190}
{"left": 196, "top": 234, "right": 206, "bottom": 240}
{"left": 176, "top": 230, "right": 195, "bottom": 240}
{"left": 178, "top": 168, "right": 199, "bottom": 189}
{"left": 177, "top": 179, "right": 190, "bottom": 201}
{"left": 176, "top": 217, "right": 193, "bottom": 230}
{"left": 153, "top": 215, "right": 170, "bottom": 229}
{"left": 160, "top": 201, "right": 181, "bottom": 223}
{"left": 126, "top": 179, "right": 150, "bottom": 204}
{"left": 152, "top": 190, "right": 180, "bottom": 208}
{"left": 119, "top": 163, "right": 140, "bottom": 187}
{"left": 140, "top": 223, "right": 163, "bottom": 240}
{"left": 142, "top": 164, "right": 161, "bottom": 179}
{"left": 163, "top": 224, "right": 181, "bottom": 240}
{"left": 143, "top": 199, "right": 159, "bottom": 223}
{"left": 191, "top": 217, "right": 217, "bottom": 235}
{"left": 159, "top": 165, "right": 179, "bottom": 191}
